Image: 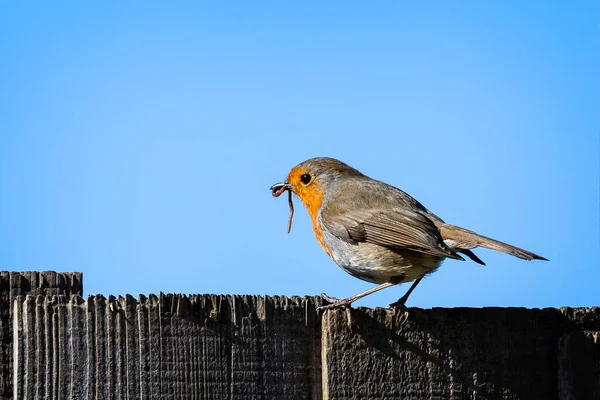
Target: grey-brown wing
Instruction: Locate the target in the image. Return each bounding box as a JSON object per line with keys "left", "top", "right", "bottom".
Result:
{"left": 322, "top": 207, "right": 464, "bottom": 260}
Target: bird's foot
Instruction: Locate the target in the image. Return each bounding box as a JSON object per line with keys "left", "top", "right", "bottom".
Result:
{"left": 389, "top": 296, "right": 409, "bottom": 312}
{"left": 318, "top": 293, "right": 356, "bottom": 328}
{"left": 317, "top": 293, "right": 353, "bottom": 311}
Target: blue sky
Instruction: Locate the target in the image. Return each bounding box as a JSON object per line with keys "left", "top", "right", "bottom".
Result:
{"left": 1, "top": 2, "right": 598, "bottom": 308}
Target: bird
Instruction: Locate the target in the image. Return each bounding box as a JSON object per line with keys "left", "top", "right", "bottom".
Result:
{"left": 270, "top": 157, "right": 547, "bottom": 311}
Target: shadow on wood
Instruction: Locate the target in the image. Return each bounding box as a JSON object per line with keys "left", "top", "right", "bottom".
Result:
{"left": 322, "top": 306, "right": 600, "bottom": 399}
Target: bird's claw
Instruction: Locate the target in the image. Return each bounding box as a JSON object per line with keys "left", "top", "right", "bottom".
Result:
{"left": 318, "top": 293, "right": 355, "bottom": 328}
{"left": 317, "top": 293, "right": 352, "bottom": 311}
{"left": 389, "top": 298, "right": 408, "bottom": 311}
{"left": 320, "top": 293, "right": 342, "bottom": 303}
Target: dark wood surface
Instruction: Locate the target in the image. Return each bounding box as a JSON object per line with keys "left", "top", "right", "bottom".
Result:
{"left": 2, "top": 271, "right": 599, "bottom": 399}
{"left": 0, "top": 271, "right": 82, "bottom": 400}
{"left": 12, "top": 293, "right": 323, "bottom": 400}
{"left": 322, "top": 306, "right": 600, "bottom": 400}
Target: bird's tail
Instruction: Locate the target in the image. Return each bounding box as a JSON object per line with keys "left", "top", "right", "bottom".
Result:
{"left": 439, "top": 223, "right": 548, "bottom": 263}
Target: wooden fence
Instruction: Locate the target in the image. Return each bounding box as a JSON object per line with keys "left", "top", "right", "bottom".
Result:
{"left": 2, "top": 271, "right": 599, "bottom": 399}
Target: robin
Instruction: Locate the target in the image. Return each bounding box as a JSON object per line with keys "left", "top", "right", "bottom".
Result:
{"left": 270, "top": 157, "right": 547, "bottom": 311}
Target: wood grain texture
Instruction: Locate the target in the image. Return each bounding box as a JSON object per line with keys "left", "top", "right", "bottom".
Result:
{"left": 322, "top": 306, "right": 600, "bottom": 400}
{"left": 0, "top": 271, "right": 82, "bottom": 400}
{"left": 3, "top": 271, "right": 599, "bottom": 399}
{"left": 12, "top": 294, "right": 323, "bottom": 400}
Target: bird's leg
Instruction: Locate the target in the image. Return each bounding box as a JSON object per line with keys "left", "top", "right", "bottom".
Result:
{"left": 389, "top": 278, "right": 422, "bottom": 310}
{"left": 318, "top": 282, "right": 397, "bottom": 311}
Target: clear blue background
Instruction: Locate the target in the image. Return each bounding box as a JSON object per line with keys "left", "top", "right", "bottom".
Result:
{"left": 1, "top": 2, "right": 598, "bottom": 308}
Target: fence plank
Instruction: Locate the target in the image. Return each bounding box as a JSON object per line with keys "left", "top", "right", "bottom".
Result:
{"left": 321, "top": 306, "right": 600, "bottom": 400}
{"left": 11, "top": 294, "right": 322, "bottom": 399}
{"left": 0, "top": 272, "right": 82, "bottom": 400}
{"left": 557, "top": 330, "right": 600, "bottom": 400}
{"left": 3, "top": 271, "right": 599, "bottom": 399}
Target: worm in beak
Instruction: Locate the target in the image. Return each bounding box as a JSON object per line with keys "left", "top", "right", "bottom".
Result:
{"left": 270, "top": 182, "right": 294, "bottom": 234}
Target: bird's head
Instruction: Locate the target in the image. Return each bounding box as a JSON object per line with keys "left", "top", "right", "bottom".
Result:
{"left": 270, "top": 157, "right": 363, "bottom": 230}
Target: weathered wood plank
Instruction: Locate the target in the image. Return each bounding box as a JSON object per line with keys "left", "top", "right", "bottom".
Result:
{"left": 0, "top": 272, "right": 81, "bottom": 400}
{"left": 34, "top": 296, "right": 45, "bottom": 400}
{"left": 7, "top": 279, "right": 599, "bottom": 400}
{"left": 12, "top": 294, "right": 322, "bottom": 399}
{"left": 137, "top": 294, "right": 151, "bottom": 399}
{"left": 0, "top": 272, "right": 9, "bottom": 400}
{"left": 558, "top": 330, "right": 600, "bottom": 400}
{"left": 124, "top": 295, "right": 140, "bottom": 400}
{"left": 68, "top": 296, "right": 85, "bottom": 400}
{"left": 22, "top": 294, "right": 35, "bottom": 400}
{"left": 321, "top": 306, "right": 600, "bottom": 400}
{"left": 11, "top": 296, "right": 24, "bottom": 400}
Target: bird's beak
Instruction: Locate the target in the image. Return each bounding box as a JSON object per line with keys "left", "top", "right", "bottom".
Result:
{"left": 270, "top": 182, "right": 293, "bottom": 197}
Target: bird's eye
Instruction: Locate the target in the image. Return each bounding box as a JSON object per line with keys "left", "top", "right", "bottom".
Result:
{"left": 300, "top": 173, "right": 312, "bottom": 185}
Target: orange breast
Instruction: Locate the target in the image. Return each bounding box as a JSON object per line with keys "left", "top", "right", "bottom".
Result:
{"left": 312, "top": 217, "right": 333, "bottom": 259}
{"left": 297, "top": 185, "right": 334, "bottom": 259}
